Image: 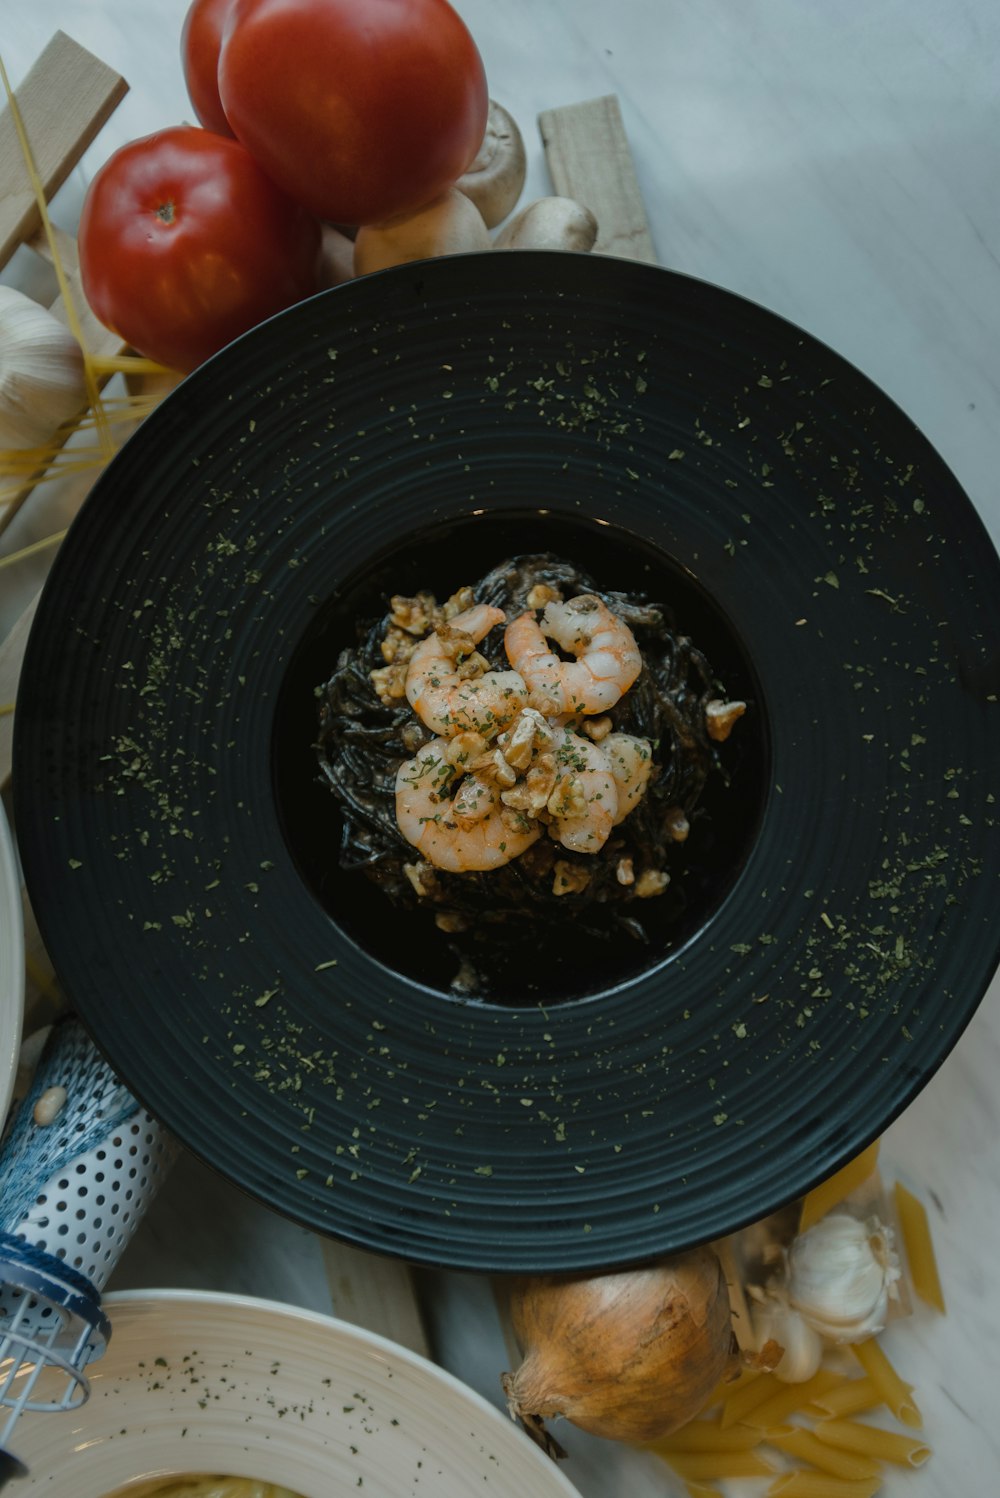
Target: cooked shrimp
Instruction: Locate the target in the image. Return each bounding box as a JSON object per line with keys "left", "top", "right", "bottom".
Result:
{"left": 603, "top": 732, "right": 654, "bottom": 824}
{"left": 547, "top": 728, "right": 618, "bottom": 855}
{"left": 405, "top": 602, "right": 528, "bottom": 738}
{"left": 395, "top": 738, "right": 540, "bottom": 872}
{"left": 504, "top": 594, "right": 642, "bottom": 715}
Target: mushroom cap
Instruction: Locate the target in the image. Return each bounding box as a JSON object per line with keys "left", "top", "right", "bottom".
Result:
{"left": 455, "top": 100, "right": 527, "bottom": 229}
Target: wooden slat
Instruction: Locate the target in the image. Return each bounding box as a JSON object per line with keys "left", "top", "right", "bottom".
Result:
{"left": 47, "top": 261, "right": 127, "bottom": 359}
{"left": 321, "top": 1238, "right": 430, "bottom": 1357}
{"left": 27, "top": 220, "right": 79, "bottom": 270}
{"left": 539, "top": 94, "right": 657, "bottom": 263}
{"left": 0, "top": 31, "right": 128, "bottom": 271}
{"left": 0, "top": 36, "right": 130, "bottom": 543}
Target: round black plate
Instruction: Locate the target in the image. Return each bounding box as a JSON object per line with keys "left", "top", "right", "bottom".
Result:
{"left": 13, "top": 252, "right": 1000, "bottom": 1271}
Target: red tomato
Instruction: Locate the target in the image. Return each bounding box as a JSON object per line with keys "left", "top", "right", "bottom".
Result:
{"left": 217, "top": 0, "right": 488, "bottom": 226}
{"left": 181, "top": 0, "right": 236, "bottom": 137}
{"left": 78, "top": 126, "right": 321, "bottom": 373}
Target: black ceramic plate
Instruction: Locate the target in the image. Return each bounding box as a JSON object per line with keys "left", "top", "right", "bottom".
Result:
{"left": 13, "top": 253, "right": 1000, "bottom": 1271}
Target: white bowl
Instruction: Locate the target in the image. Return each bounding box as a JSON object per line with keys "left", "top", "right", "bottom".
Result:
{"left": 0, "top": 799, "right": 23, "bottom": 1124}
{"left": 13, "top": 1289, "right": 582, "bottom": 1498}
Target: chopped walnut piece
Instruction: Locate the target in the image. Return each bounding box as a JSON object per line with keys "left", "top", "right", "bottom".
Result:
{"left": 492, "top": 748, "right": 518, "bottom": 788}
{"left": 525, "top": 707, "right": 556, "bottom": 746}
{"left": 455, "top": 648, "right": 489, "bottom": 680}
{"left": 435, "top": 910, "right": 470, "bottom": 933}
{"left": 438, "top": 585, "right": 475, "bottom": 622}
{"left": 497, "top": 711, "right": 537, "bottom": 769}
{"left": 381, "top": 626, "right": 423, "bottom": 666}
{"left": 548, "top": 774, "right": 587, "bottom": 819}
{"left": 370, "top": 662, "right": 408, "bottom": 702}
{"left": 444, "top": 731, "right": 490, "bottom": 768}
{"left": 526, "top": 755, "right": 557, "bottom": 806}
{"left": 705, "top": 698, "right": 747, "bottom": 742}
{"left": 500, "top": 804, "right": 535, "bottom": 834}
{"left": 526, "top": 582, "right": 563, "bottom": 609}
{"left": 502, "top": 754, "right": 558, "bottom": 814}
{"left": 583, "top": 715, "right": 613, "bottom": 742}
{"left": 390, "top": 591, "right": 437, "bottom": 635}
{"left": 452, "top": 776, "right": 493, "bottom": 828}
{"left": 401, "top": 720, "right": 429, "bottom": 752}
{"left": 403, "top": 861, "right": 439, "bottom": 898}
{"left": 635, "top": 868, "right": 670, "bottom": 898}
{"left": 552, "top": 859, "right": 591, "bottom": 896}
{"left": 664, "top": 805, "right": 690, "bottom": 842}
{"left": 437, "top": 624, "right": 478, "bottom": 663}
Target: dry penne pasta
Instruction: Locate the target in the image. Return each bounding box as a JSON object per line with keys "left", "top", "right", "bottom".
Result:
{"left": 742, "top": 1368, "right": 844, "bottom": 1428}
{"left": 798, "top": 1141, "right": 881, "bottom": 1232}
{"left": 660, "top": 1449, "right": 780, "bottom": 1481}
{"left": 721, "top": 1372, "right": 783, "bottom": 1428}
{"left": 810, "top": 1376, "right": 881, "bottom": 1419}
{"left": 767, "top": 1426, "right": 881, "bottom": 1480}
{"left": 768, "top": 1473, "right": 882, "bottom": 1498}
{"left": 652, "top": 1419, "right": 768, "bottom": 1453}
{"left": 683, "top": 1483, "right": 725, "bottom": 1498}
{"left": 851, "top": 1338, "right": 922, "bottom": 1428}
{"left": 814, "top": 1417, "right": 931, "bottom": 1466}
{"left": 704, "top": 1363, "right": 760, "bottom": 1408}
{"left": 893, "top": 1180, "right": 946, "bottom": 1313}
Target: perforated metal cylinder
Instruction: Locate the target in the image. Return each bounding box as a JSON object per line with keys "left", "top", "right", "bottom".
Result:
{"left": 0, "top": 1019, "right": 178, "bottom": 1462}
{"left": 0, "top": 1019, "right": 177, "bottom": 1288}
{"left": 15, "top": 1109, "right": 176, "bottom": 1288}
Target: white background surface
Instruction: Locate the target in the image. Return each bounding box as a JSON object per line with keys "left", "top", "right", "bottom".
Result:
{"left": 2, "top": 2, "right": 1000, "bottom": 1493}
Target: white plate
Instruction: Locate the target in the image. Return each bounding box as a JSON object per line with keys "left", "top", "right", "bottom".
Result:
{"left": 13, "top": 1289, "right": 583, "bottom": 1498}
{"left": 0, "top": 799, "right": 23, "bottom": 1124}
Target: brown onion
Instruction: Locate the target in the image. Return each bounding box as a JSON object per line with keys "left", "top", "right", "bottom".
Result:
{"left": 501, "top": 1247, "right": 736, "bottom": 1446}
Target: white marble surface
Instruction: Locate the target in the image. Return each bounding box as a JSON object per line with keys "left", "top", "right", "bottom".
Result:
{"left": 3, "top": 2, "right": 1000, "bottom": 1493}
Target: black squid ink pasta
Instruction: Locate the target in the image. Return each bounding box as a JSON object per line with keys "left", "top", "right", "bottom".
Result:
{"left": 314, "top": 554, "right": 745, "bottom": 995}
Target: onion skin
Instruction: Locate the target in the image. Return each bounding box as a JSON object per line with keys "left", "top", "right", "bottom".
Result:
{"left": 502, "top": 1246, "right": 735, "bottom": 1444}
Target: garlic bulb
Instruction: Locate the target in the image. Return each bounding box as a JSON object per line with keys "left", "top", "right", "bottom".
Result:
{"left": 750, "top": 1289, "right": 824, "bottom": 1383}
{"left": 0, "top": 286, "right": 88, "bottom": 450}
{"left": 787, "top": 1212, "right": 901, "bottom": 1343}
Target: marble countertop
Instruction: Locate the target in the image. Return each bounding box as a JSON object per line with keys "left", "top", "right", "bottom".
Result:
{"left": 2, "top": 2, "right": 999, "bottom": 1493}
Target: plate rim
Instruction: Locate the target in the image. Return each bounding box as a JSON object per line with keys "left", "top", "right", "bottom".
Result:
{"left": 16, "top": 1286, "right": 583, "bottom": 1498}
{"left": 12, "top": 250, "right": 1000, "bottom": 1271}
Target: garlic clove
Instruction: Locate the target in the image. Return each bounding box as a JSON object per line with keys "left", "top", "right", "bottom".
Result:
{"left": 750, "top": 1290, "right": 824, "bottom": 1383}
{"left": 0, "top": 286, "right": 88, "bottom": 450}
{"left": 786, "top": 1212, "right": 901, "bottom": 1344}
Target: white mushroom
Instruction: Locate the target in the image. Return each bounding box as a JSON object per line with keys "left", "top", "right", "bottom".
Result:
{"left": 454, "top": 99, "right": 527, "bottom": 228}
{"left": 493, "top": 196, "right": 598, "bottom": 252}
{"left": 353, "top": 188, "right": 491, "bottom": 275}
